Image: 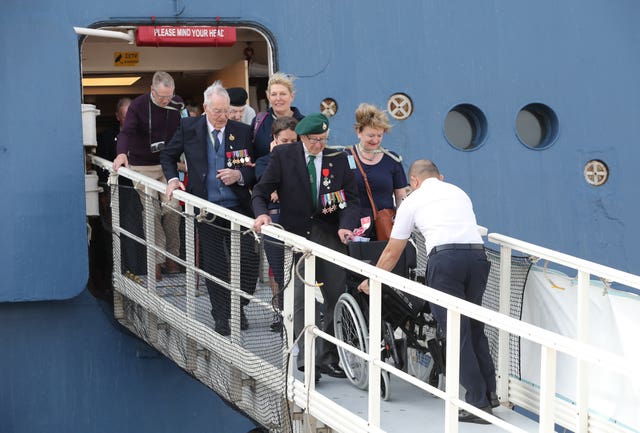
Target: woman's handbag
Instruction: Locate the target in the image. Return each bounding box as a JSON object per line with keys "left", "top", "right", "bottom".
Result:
{"left": 374, "top": 207, "right": 396, "bottom": 241}
{"left": 350, "top": 147, "right": 396, "bottom": 241}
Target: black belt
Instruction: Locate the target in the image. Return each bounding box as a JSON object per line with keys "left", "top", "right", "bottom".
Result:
{"left": 428, "top": 243, "right": 484, "bottom": 258}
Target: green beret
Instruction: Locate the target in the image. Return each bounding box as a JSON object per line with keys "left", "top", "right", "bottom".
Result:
{"left": 295, "top": 113, "right": 329, "bottom": 135}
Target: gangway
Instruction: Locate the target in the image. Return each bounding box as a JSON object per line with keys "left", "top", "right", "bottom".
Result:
{"left": 90, "top": 155, "right": 640, "bottom": 433}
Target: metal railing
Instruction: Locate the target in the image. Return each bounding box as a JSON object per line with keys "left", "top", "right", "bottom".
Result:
{"left": 488, "top": 234, "right": 640, "bottom": 433}
{"left": 91, "top": 155, "right": 639, "bottom": 433}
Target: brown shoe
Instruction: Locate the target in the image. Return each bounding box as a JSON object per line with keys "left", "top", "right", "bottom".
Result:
{"left": 164, "top": 259, "right": 181, "bottom": 274}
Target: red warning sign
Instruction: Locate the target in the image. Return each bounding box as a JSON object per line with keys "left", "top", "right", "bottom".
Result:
{"left": 136, "top": 26, "right": 237, "bottom": 47}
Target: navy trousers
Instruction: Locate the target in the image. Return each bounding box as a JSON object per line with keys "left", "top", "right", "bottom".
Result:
{"left": 294, "top": 223, "right": 347, "bottom": 369}
{"left": 198, "top": 214, "right": 259, "bottom": 330}
{"left": 426, "top": 248, "right": 496, "bottom": 408}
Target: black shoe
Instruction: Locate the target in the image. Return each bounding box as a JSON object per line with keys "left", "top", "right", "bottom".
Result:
{"left": 214, "top": 323, "right": 230, "bottom": 336}
{"left": 241, "top": 312, "right": 249, "bottom": 330}
{"left": 298, "top": 365, "right": 322, "bottom": 383}
{"left": 488, "top": 391, "right": 500, "bottom": 408}
{"left": 318, "top": 363, "right": 347, "bottom": 378}
{"left": 270, "top": 315, "right": 283, "bottom": 333}
{"left": 459, "top": 406, "right": 492, "bottom": 424}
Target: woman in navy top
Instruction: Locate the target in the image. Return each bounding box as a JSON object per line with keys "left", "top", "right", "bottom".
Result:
{"left": 350, "top": 103, "right": 408, "bottom": 240}
{"left": 250, "top": 72, "right": 304, "bottom": 162}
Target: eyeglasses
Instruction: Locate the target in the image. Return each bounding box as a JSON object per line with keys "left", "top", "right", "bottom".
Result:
{"left": 152, "top": 88, "right": 174, "bottom": 101}
{"left": 305, "top": 135, "right": 328, "bottom": 144}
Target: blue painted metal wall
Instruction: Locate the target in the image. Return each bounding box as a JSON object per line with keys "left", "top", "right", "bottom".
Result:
{"left": 0, "top": 291, "right": 256, "bottom": 433}
{"left": 2, "top": 0, "right": 639, "bottom": 302}
{"left": 1, "top": 0, "right": 638, "bottom": 430}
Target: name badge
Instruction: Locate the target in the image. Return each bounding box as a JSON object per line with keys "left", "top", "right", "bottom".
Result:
{"left": 347, "top": 154, "right": 356, "bottom": 169}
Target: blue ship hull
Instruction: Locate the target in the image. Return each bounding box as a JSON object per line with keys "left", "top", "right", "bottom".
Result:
{"left": 0, "top": 291, "right": 257, "bottom": 433}
{"left": 1, "top": 0, "right": 638, "bottom": 431}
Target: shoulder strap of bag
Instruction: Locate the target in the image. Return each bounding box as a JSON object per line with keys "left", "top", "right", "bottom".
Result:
{"left": 350, "top": 146, "right": 378, "bottom": 219}
{"left": 252, "top": 112, "right": 269, "bottom": 142}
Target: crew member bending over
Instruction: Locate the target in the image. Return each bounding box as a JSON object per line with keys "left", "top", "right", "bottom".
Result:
{"left": 358, "top": 159, "right": 498, "bottom": 424}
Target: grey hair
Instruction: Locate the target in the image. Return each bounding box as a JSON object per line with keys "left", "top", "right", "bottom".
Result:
{"left": 203, "top": 80, "right": 230, "bottom": 107}
{"left": 116, "top": 97, "right": 132, "bottom": 111}
{"left": 152, "top": 71, "right": 175, "bottom": 89}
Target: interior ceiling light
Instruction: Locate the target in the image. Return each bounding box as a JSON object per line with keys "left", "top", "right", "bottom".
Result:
{"left": 82, "top": 76, "right": 141, "bottom": 87}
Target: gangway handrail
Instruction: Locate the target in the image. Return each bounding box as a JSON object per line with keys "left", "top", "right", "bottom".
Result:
{"left": 488, "top": 231, "right": 640, "bottom": 433}
{"left": 488, "top": 233, "right": 640, "bottom": 289}
{"left": 93, "top": 156, "right": 255, "bottom": 229}
{"left": 257, "top": 223, "right": 634, "bottom": 372}
{"left": 92, "top": 154, "right": 639, "bottom": 433}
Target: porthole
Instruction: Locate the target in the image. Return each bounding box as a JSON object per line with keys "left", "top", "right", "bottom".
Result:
{"left": 584, "top": 160, "right": 609, "bottom": 186}
{"left": 444, "top": 104, "right": 487, "bottom": 151}
{"left": 387, "top": 93, "right": 413, "bottom": 120}
{"left": 320, "top": 98, "right": 338, "bottom": 117}
{"left": 516, "top": 103, "right": 558, "bottom": 149}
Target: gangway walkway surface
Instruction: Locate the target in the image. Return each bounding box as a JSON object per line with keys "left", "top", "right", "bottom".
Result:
{"left": 300, "top": 374, "right": 539, "bottom": 433}
{"left": 121, "top": 271, "right": 539, "bottom": 433}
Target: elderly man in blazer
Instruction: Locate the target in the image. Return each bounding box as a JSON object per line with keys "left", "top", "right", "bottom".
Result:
{"left": 252, "top": 113, "right": 359, "bottom": 381}
{"left": 161, "top": 81, "right": 257, "bottom": 336}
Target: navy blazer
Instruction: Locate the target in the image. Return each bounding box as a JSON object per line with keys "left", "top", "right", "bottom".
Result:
{"left": 251, "top": 142, "right": 360, "bottom": 238}
{"left": 160, "top": 116, "right": 256, "bottom": 217}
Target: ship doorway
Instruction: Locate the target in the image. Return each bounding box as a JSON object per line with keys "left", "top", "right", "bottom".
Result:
{"left": 79, "top": 23, "right": 275, "bottom": 299}
{"left": 79, "top": 24, "right": 273, "bottom": 134}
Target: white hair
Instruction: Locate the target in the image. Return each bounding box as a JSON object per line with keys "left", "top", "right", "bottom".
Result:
{"left": 203, "top": 81, "right": 230, "bottom": 107}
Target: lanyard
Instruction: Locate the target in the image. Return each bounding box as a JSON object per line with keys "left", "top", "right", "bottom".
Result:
{"left": 148, "top": 96, "right": 170, "bottom": 146}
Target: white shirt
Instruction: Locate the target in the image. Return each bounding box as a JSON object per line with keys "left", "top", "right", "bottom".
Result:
{"left": 207, "top": 120, "right": 225, "bottom": 142}
{"left": 391, "top": 177, "right": 483, "bottom": 256}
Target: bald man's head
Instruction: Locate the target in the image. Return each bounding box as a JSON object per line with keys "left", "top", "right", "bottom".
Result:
{"left": 409, "top": 159, "right": 441, "bottom": 181}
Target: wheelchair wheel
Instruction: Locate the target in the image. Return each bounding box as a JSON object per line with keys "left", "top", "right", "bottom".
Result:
{"left": 406, "top": 347, "right": 433, "bottom": 383}
{"left": 381, "top": 370, "right": 391, "bottom": 401}
{"left": 334, "top": 292, "right": 369, "bottom": 390}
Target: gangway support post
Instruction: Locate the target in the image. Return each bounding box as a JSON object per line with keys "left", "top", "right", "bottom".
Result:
{"left": 230, "top": 221, "right": 242, "bottom": 343}
{"left": 497, "top": 244, "right": 512, "bottom": 404}
{"left": 229, "top": 221, "right": 243, "bottom": 402}
{"left": 110, "top": 172, "right": 125, "bottom": 321}
{"left": 184, "top": 202, "right": 198, "bottom": 372}
{"left": 144, "top": 185, "right": 158, "bottom": 292}
{"left": 284, "top": 246, "right": 295, "bottom": 364}
{"left": 576, "top": 270, "right": 590, "bottom": 433}
{"left": 368, "top": 279, "right": 382, "bottom": 429}
{"left": 444, "top": 309, "right": 461, "bottom": 433}
{"left": 539, "top": 346, "right": 557, "bottom": 433}
{"left": 303, "top": 254, "right": 317, "bottom": 388}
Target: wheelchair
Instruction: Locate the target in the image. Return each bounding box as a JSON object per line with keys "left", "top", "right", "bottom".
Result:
{"left": 333, "top": 240, "right": 445, "bottom": 400}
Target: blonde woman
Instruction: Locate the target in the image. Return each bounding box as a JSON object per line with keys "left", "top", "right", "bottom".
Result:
{"left": 250, "top": 72, "right": 305, "bottom": 161}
